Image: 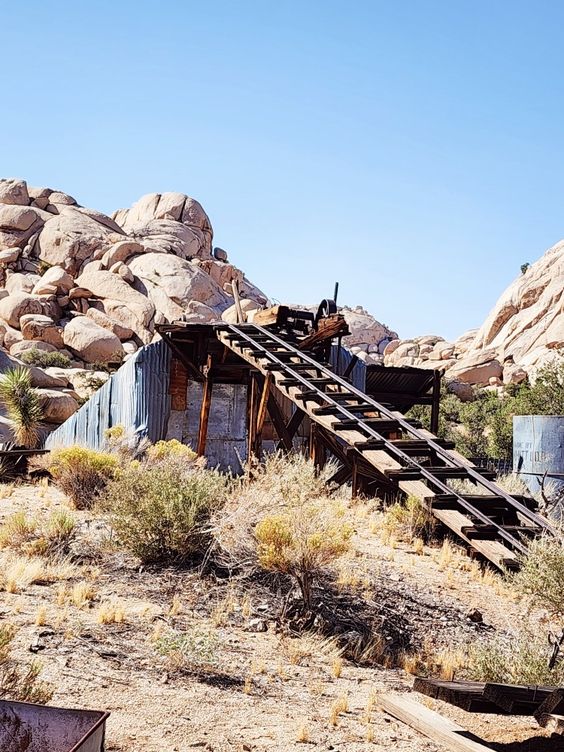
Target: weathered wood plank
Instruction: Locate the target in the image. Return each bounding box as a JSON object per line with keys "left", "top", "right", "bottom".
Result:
{"left": 378, "top": 693, "right": 494, "bottom": 751}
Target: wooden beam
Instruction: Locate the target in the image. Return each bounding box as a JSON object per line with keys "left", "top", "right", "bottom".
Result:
{"left": 232, "top": 278, "right": 245, "bottom": 324}
{"left": 285, "top": 406, "right": 306, "bottom": 440}
{"left": 309, "top": 423, "right": 326, "bottom": 471}
{"left": 256, "top": 374, "right": 272, "bottom": 436}
{"left": 378, "top": 693, "right": 494, "bottom": 752}
{"left": 196, "top": 355, "right": 214, "bottom": 457}
{"left": 252, "top": 304, "right": 289, "bottom": 328}
{"left": 247, "top": 372, "right": 260, "bottom": 462}
{"left": 298, "top": 314, "right": 349, "bottom": 351}
{"left": 430, "top": 369, "right": 441, "bottom": 435}
{"left": 266, "top": 393, "right": 294, "bottom": 451}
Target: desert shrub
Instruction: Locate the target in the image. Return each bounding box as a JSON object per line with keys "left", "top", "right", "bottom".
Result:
{"left": 408, "top": 355, "right": 564, "bottom": 460}
{"left": 146, "top": 438, "right": 197, "bottom": 463}
{"left": 255, "top": 500, "right": 353, "bottom": 609}
{"left": 382, "top": 495, "right": 436, "bottom": 543}
{"left": 0, "top": 624, "right": 52, "bottom": 703}
{"left": 0, "top": 367, "right": 43, "bottom": 447}
{"left": 213, "top": 452, "right": 341, "bottom": 571}
{"left": 100, "top": 456, "right": 227, "bottom": 563}
{"left": 513, "top": 536, "right": 564, "bottom": 616}
{"left": 155, "top": 627, "right": 221, "bottom": 673}
{"left": 49, "top": 446, "right": 119, "bottom": 509}
{"left": 0, "top": 509, "right": 75, "bottom": 556}
{"left": 467, "top": 631, "right": 564, "bottom": 686}
{"left": 19, "top": 348, "right": 71, "bottom": 369}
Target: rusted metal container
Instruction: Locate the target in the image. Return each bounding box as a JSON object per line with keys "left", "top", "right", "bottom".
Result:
{"left": 0, "top": 699, "right": 109, "bottom": 752}
{"left": 513, "top": 415, "right": 564, "bottom": 501}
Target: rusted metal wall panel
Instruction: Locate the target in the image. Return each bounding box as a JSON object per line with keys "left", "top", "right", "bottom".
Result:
{"left": 45, "top": 341, "right": 171, "bottom": 450}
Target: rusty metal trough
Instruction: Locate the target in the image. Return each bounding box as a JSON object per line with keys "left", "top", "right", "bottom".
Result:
{"left": 0, "top": 700, "right": 109, "bottom": 752}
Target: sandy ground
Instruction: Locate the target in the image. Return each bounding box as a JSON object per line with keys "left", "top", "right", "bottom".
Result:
{"left": 0, "top": 484, "right": 561, "bottom": 752}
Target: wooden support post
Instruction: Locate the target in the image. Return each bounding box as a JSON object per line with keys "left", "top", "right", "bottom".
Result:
{"left": 253, "top": 373, "right": 272, "bottom": 459}
{"left": 285, "top": 406, "right": 305, "bottom": 441}
{"left": 247, "top": 371, "right": 260, "bottom": 464}
{"left": 232, "top": 278, "right": 245, "bottom": 324}
{"left": 430, "top": 369, "right": 441, "bottom": 436}
{"left": 309, "top": 423, "right": 326, "bottom": 472}
{"left": 196, "top": 355, "right": 214, "bottom": 457}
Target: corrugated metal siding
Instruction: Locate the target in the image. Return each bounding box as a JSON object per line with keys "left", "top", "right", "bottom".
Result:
{"left": 329, "top": 345, "right": 366, "bottom": 391}
{"left": 45, "top": 340, "right": 171, "bottom": 450}
{"left": 364, "top": 364, "right": 434, "bottom": 398}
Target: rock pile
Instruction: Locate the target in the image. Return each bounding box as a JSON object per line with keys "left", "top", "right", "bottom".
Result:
{"left": 382, "top": 240, "right": 563, "bottom": 395}
{"left": 0, "top": 178, "right": 266, "bottom": 435}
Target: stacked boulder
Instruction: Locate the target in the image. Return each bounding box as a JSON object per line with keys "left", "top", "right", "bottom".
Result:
{"left": 0, "top": 178, "right": 266, "bottom": 433}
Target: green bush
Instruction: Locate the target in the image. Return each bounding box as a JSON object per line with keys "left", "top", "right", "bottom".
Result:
{"left": 19, "top": 349, "right": 71, "bottom": 369}
{"left": 49, "top": 446, "right": 119, "bottom": 509}
{"left": 0, "top": 367, "right": 43, "bottom": 447}
{"left": 101, "top": 457, "right": 227, "bottom": 563}
{"left": 513, "top": 537, "right": 564, "bottom": 617}
{"left": 408, "top": 356, "right": 564, "bottom": 460}
{"left": 146, "top": 439, "right": 197, "bottom": 463}
{"left": 467, "top": 631, "right": 564, "bottom": 686}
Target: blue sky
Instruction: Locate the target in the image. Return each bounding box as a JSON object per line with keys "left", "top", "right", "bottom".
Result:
{"left": 2, "top": 1, "right": 563, "bottom": 340}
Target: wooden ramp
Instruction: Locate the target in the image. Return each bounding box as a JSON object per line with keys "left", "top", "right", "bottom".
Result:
{"left": 217, "top": 322, "right": 555, "bottom": 570}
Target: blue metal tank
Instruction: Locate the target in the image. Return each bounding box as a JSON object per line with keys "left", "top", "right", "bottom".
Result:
{"left": 513, "top": 415, "right": 564, "bottom": 501}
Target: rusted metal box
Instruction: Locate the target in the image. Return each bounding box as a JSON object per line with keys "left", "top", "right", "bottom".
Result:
{"left": 0, "top": 699, "right": 109, "bottom": 752}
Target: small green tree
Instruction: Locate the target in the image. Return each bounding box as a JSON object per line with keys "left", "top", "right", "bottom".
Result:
{"left": 0, "top": 367, "right": 43, "bottom": 448}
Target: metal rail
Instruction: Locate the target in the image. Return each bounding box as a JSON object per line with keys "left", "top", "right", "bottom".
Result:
{"left": 218, "top": 323, "right": 556, "bottom": 553}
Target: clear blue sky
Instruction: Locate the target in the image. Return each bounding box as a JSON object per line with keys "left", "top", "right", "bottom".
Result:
{"left": 2, "top": 1, "right": 563, "bottom": 340}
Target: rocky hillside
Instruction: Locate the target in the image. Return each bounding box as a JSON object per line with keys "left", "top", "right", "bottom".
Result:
{"left": 0, "top": 178, "right": 268, "bottom": 435}
{"left": 383, "top": 241, "right": 563, "bottom": 394}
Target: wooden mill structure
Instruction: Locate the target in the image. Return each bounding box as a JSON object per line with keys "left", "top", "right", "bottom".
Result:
{"left": 158, "top": 303, "right": 555, "bottom": 571}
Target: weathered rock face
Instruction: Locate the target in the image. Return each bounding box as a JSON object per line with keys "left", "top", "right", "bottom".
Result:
{"left": 381, "top": 243, "right": 563, "bottom": 391}
{"left": 62, "top": 317, "right": 124, "bottom": 364}
{"left": 469, "top": 241, "right": 564, "bottom": 372}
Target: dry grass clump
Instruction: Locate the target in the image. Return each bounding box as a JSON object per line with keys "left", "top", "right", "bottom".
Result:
{"left": 0, "top": 624, "right": 52, "bottom": 703}
{"left": 100, "top": 455, "right": 227, "bottom": 563}
{"left": 96, "top": 599, "right": 126, "bottom": 624}
{"left": 381, "top": 495, "right": 436, "bottom": 544}
{"left": 49, "top": 446, "right": 119, "bottom": 509}
{"left": 402, "top": 643, "right": 467, "bottom": 680}
{"left": 329, "top": 694, "right": 349, "bottom": 726}
{"left": 280, "top": 632, "right": 342, "bottom": 666}
{"left": 155, "top": 627, "right": 221, "bottom": 673}
{"left": 0, "top": 554, "right": 78, "bottom": 593}
{"left": 0, "top": 509, "right": 76, "bottom": 557}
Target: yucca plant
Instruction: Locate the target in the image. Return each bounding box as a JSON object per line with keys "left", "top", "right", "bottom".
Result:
{"left": 0, "top": 368, "right": 43, "bottom": 448}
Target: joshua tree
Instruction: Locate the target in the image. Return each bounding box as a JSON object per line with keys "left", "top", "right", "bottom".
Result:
{"left": 0, "top": 367, "right": 43, "bottom": 448}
